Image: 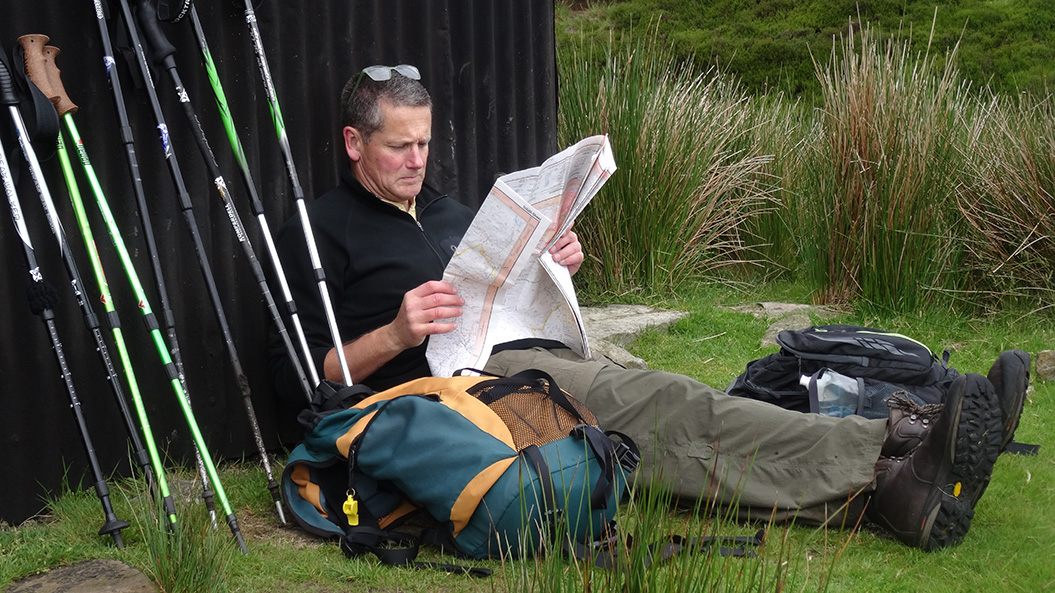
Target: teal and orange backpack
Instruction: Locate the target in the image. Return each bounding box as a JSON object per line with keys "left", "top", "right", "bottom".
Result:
{"left": 280, "top": 370, "right": 639, "bottom": 566}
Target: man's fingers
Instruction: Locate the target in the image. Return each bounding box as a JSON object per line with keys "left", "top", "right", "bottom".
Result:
{"left": 411, "top": 304, "right": 463, "bottom": 325}
{"left": 410, "top": 279, "right": 459, "bottom": 297}
{"left": 422, "top": 320, "right": 458, "bottom": 336}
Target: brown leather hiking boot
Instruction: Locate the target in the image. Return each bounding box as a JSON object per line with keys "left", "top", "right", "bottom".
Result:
{"left": 867, "top": 373, "right": 1002, "bottom": 550}
{"left": 880, "top": 394, "right": 942, "bottom": 459}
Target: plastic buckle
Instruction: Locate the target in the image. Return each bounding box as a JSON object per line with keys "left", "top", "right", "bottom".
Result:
{"left": 614, "top": 442, "right": 640, "bottom": 473}
{"left": 571, "top": 423, "right": 589, "bottom": 439}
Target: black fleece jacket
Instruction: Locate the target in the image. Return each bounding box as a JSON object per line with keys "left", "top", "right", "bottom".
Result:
{"left": 269, "top": 169, "right": 474, "bottom": 401}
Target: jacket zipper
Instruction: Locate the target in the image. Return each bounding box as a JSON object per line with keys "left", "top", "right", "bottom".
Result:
{"left": 413, "top": 197, "right": 450, "bottom": 266}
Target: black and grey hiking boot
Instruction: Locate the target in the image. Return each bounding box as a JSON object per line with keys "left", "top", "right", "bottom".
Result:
{"left": 867, "top": 373, "right": 1003, "bottom": 550}
{"left": 949, "top": 373, "right": 1004, "bottom": 509}
{"left": 987, "top": 349, "right": 1031, "bottom": 452}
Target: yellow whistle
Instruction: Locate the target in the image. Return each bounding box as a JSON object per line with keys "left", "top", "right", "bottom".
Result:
{"left": 343, "top": 496, "right": 359, "bottom": 526}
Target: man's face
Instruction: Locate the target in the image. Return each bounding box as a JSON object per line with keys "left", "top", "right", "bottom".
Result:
{"left": 344, "top": 100, "right": 432, "bottom": 205}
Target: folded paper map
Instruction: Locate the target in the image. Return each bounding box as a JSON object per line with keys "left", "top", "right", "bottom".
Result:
{"left": 427, "top": 135, "right": 617, "bottom": 377}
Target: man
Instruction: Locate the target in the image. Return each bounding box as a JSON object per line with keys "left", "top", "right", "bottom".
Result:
{"left": 270, "top": 65, "right": 1018, "bottom": 551}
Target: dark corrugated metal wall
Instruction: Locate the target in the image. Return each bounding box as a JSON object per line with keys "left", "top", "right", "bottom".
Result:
{"left": 0, "top": 0, "right": 556, "bottom": 525}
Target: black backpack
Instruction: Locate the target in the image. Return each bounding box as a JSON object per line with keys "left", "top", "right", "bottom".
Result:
{"left": 726, "top": 325, "right": 959, "bottom": 419}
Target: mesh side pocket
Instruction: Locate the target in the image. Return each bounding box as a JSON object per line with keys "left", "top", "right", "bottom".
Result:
{"left": 859, "top": 379, "right": 928, "bottom": 419}
{"left": 475, "top": 381, "right": 597, "bottom": 450}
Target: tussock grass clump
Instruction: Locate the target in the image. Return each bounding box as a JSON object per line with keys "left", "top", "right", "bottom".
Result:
{"left": 957, "top": 92, "right": 1055, "bottom": 311}
{"left": 125, "top": 478, "right": 237, "bottom": 593}
{"left": 801, "top": 22, "right": 969, "bottom": 311}
{"left": 558, "top": 29, "right": 774, "bottom": 299}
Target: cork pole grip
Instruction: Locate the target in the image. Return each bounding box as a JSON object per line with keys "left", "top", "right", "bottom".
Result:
{"left": 17, "top": 34, "right": 57, "bottom": 99}
{"left": 42, "top": 47, "right": 78, "bottom": 116}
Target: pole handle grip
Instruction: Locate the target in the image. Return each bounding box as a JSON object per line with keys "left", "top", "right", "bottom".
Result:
{"left": 135, "top": 0, "right": 177, "bottom": 67}
{"left": 41, "top": 47, "right": 78, "bottom": 116}
{"left": 0, "top": 55, "right": 18, "bottom": 106}
{"left": 17, "top": 34, "right": 56, "bottom": 99}
{"left": 156, "top": 0, "right": 192, "bottom": 23}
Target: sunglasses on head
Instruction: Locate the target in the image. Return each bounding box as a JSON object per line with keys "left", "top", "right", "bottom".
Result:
{"left": 349, "top": 64, "right": 421, "bottom": 103}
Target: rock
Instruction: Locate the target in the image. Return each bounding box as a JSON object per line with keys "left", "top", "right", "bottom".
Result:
{"left": 580, "top": 304, "right": 688, "bottom": 346}
{"left": 1037, "top": 350, "right": 1055, "bottom": 381}
{"left": 589, "top": 337, "right": 648, "bottom": 369}
{"left": 760, "top": 312, "right": 814, "bottom": 348}
{"left": 5, "top": 559, "right": 156, "bottom": 593}
{"left": 729, "top": 302, "right": 838, "bottom": 321}
{"left": 579, "top": 304, "right": 688, "bottom": 370}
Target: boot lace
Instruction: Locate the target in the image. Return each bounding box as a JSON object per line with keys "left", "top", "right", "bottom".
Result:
{"left": 885, "top": 392, "right": 943, "bottom": 421}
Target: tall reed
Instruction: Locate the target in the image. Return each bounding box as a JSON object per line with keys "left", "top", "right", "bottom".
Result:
{"left": 801, "top": 22, "right": 970, "bottom": 311}
{"left": 557, "top": 29, "right": 774, "bottom": 299}
{"left": 740, "top": 93, "right": 812, "bottom": 278}
{"left": 957, "top": 92, "right": 1055, "bottom": 310}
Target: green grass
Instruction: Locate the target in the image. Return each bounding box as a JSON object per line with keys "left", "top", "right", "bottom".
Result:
{"left": 3, "top": 280, "right": 1052, "bottom": 592}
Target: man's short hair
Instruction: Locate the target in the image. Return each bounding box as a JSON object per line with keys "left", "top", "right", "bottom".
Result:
{"left": 340, "top": 69, "right": 432, "bottom": 141}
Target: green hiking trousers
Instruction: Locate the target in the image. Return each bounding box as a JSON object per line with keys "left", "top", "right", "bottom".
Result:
{"left": 484, "top": 346, "right": 887, "bottom": 523}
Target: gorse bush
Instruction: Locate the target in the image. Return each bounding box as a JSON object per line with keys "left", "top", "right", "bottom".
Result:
{"left": 557, "top": 0, "right": 1055, "bottom": 101}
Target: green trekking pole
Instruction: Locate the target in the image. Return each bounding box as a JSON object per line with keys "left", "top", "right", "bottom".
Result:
{"left": 19, "top": 36, "right": 179, "bottom": 530}
{"left": 135, "top": 0, "right": 296, "bottom": 521}
{"left": 59, "top": 108, "right": 248, "bottom": 554}
{"left": 0, "top": 52, "right": 130, "bottom": 549}
{"left": 161, "top": 1, "right": 320, "bottom": 397}
{"left": 142, "top": 0, "right": 313, "bottom": 401}
{"left": 86, "top": 0, "right": 219, "bottom": 523}
{"left": 90, "top": 4, "right": 251, "bottom": 553}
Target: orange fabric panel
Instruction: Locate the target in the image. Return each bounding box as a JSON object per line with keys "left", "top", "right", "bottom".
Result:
{"left": 378, "top": 500, "right": 420, "bottom": 529}
{"left": 343, "top": 376, "right": 516, "bottom": 450}
{"left": 336, "top": 410, "right": 378, "bottom": 458}
{"left": 450, "top": 457, "right": 516, "bottom": 535}
{"left": 292, "top": 464, "right": 328, "bottom": 519}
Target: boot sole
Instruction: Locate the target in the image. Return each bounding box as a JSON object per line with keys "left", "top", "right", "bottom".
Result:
{"left": 926, "top": 373, "right": 1003, "bottom": 550}
{"left": 988, "top": 349, "right": 1030, "bottom": 451}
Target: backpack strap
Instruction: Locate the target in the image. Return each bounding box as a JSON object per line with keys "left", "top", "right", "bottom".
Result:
{"left": 571, "top": 425, "right": 640, "bottom": 509}
{"left": 521, "top": 444, "right": 561, "bottom": 535}
{"left": 1004, "top": 440, "right": 1040, "bottom": 456}
{"left": 643, "top": 529, "right": 767, "bottom": 565}
{"left": 341, "top": 525, "right": 493, "bottom": 578}
{"left": 297, "top": 380, "right": 377, "bottom": 431}
{"left": 471, "top": 368, "right": 591, "bottom": 423}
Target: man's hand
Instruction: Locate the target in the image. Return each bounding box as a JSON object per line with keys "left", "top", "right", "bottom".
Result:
{"left": 389, "top": 280, "right": 465, "bottom": 349}
{"left": 325, "top": 280, "right": 463, "bottom": 383}
{"left": 548, "top": 228, "right": 584, "bottom": 276}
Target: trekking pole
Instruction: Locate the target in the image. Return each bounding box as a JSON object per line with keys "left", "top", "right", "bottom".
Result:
{"left": 138, "top": 0, "right": 312, "bottom": 403}
{"left": 87, "top": 0, "right": 219, "bottom": 523}
{"left": 242, "top": 0, "right": 353, "bottom": 385}
{"left": 116, "top": 0, "right": 276, "bottom": 535}
{"left": 133, "top": 0, "right": 295, "bottom": 521}
{"left": 89, "top": 2, "right": 249, "bottom": 554}
{"left": 19, "top": 35, "right": 179, "bottom": 530}
{"left": 0, "top": 57, "right": 130, "bottom": 549}
{"left": 163, "top": 1, "right": 320, "bottom": 397}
